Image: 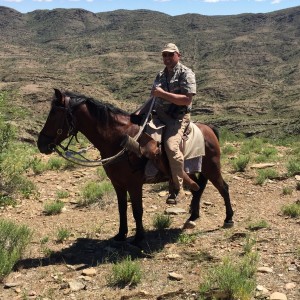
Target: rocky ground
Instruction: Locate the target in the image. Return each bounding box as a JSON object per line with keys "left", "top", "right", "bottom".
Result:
{"left": 0, "top": 150, "right": 299, "bottom": 300}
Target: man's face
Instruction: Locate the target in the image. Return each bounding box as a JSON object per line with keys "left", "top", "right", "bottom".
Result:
{"left": 162, "top": 51, "right": 180, "bottom": 69}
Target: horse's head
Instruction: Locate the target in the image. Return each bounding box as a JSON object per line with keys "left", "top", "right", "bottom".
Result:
{"left": 37, "top": 89, "right": 75, "bottom": 154}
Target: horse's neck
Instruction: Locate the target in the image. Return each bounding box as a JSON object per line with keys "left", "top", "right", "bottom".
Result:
{"left": 75, "top": 108, "right": 137, "bottom": 157}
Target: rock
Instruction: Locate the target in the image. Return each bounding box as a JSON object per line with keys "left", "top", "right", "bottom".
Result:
{"left": 257, "top": 266, "right": 273, "bottom": 273}
{"left": 165, "top": 254, "right": 181, "bottom": 260}
{"left": 168, "top": 272, "right": 183, "bottom": 281}
{"left": 255, "top": 285, "right": 269, "bottom": 297}
{"left": 158, "top": 191, "right": 168, "bottom": 197}
{"left": 68, "top": 280, "right": 86, "bottom": 291}
{"left": 285, "top": 282, "right": 296, "bottom": 290}
{"left": 295, "top": 175, "right": 300, "bottom": 181}
{"left": 81, "top": 267, "right": 97, "bottom": 276}
{"left": 165, "top": 207, "right": 186, "bottom": 215}
{"left": 250, "top": 163, "right": 275, "bottom": 169}
{"left": 270, "top": 292, "right": 287, "bottom": 300}
{"left": 4, "top": 282, "right": 22, "bottom": 288}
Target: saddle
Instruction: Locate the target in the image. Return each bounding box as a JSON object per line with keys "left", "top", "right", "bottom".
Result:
{"left": 122, "top": 114, "right": 205, "bottom": 191}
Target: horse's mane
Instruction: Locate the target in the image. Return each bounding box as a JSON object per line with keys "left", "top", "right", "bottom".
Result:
{"left": 64, "top": 91, "right": 129, "bottom": 125}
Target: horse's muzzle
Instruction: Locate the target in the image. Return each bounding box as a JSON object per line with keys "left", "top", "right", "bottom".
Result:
{"left": 37, "top": 133, "right": 56, "bottom": 154}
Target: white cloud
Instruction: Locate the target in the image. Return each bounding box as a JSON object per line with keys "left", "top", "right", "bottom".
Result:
{"left": 32, "top": 0, "right": 53, "bottom": 2}
{"left": 203, "top": 0, "right": 238, "bottom": 2}
{"left": 271, "top": 0, "right": 282, "bottom": 4}
{"left": 4, "top": 0, "right": 23, "bottom": 3}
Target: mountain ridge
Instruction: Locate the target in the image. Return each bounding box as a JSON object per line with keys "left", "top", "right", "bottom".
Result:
{"left": 0, "top": 5, "right": 299, "bottom": 137}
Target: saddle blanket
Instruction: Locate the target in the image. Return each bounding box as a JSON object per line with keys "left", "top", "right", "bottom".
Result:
{"left": 145, "top": 118, "right": 205, "bottom": 176}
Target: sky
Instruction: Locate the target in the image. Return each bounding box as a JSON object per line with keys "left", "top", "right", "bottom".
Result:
{"left": 1, "top": 0, "right": 300, "bottom": 16}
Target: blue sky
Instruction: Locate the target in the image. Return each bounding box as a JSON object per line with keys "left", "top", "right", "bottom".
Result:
{"left": 1, "top": 0, "right": 300, "bottom": 16}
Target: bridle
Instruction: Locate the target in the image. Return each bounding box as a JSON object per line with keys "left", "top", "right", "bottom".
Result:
{"left": 48, "top": 95, "right": 156, "bottom": 167}
{"left": 49, "top": 97, "right": 127, "bottom": 167}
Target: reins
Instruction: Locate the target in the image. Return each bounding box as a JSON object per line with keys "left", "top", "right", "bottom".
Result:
{"left": 54, "top": 97, "right": 156, "bottom": 167}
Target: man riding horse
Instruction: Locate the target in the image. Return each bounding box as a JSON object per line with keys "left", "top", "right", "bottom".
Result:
{"left": 137, "top": 43, "right": 199, "bottom": 204}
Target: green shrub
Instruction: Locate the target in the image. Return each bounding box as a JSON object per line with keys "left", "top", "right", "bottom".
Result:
{"left": 232, "top": 155, "right": 250, "bottom": 172}
{"left": 177, "top": 232, "right": 197, "bottom": 244}
{"left": 0, "top": 219, "right": 32, "bottom": 281}
{"left": 56, "top": 190, "right": 69, "bottom": 199}
{"left": 287, "top": 158, "right": 300, "bottom": 176}
{"left": 240, "top": 138, "right": 263, "bottom": 155}
{"left": 31, "top": 157, "right": 47, "bottom": 175}
{"left": 107, "top": 256, "right": 142, "bottom": 287}
{"left": 199, "top": 253, "right": 258, "bottom": 300}
{"left": 254, "top": 147, "right": 278, "bottom": 162}
{"left": 0, "top": 195, "right": 17, "bottom": 207}
{"left": 56, "top": 228, "right": 71, "bottom": 243}
{"left": 78, "top": 180, "right": 114, "bottom": 206}
{"left": 282, "top": 186, "right": 293, "bottom": 195}
{"left": 153, "top": 213, "right": 172, "bottom": 230}
{"left": 47, "top": 157, "right": 65, "bottom": 170}
{"left": 222, "top": 144, "right": 236, "bottom": 156}
{"left": 281, "top": 202, "right": 300, "bottom": 218}
{"left": 255, "top": 168, "right": 278, "bottom": 185}
{"left": 44, "top": 200, "right": 64, "bottom": 215}
{"left": 247, "top": 220, "right": 269, "bottom": 231}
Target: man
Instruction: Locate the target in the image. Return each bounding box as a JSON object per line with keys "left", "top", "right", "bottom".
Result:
{"left": 151, "top": 43, "right": 197, "bottom": 204}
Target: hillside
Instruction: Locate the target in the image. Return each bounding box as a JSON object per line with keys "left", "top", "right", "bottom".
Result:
{"left": 0, "top": 5, "right": 300, "bottom": 139}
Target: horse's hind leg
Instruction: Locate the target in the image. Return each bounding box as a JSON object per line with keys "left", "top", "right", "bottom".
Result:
{"left": 188, "top": 173, "right": 208, "bottom": 222}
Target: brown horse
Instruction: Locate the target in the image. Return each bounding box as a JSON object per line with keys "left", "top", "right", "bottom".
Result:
{"left": 37, "top": 89, "right": 234, "bottom": 244}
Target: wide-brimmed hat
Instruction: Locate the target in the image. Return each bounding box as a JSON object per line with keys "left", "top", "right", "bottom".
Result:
{"left": 161, "top": 43, "right": 180, "bottom": 53}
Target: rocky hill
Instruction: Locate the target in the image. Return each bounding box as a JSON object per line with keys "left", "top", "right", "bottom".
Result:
{"left": 0, "top": 5, "right": 300, "bottom": 138}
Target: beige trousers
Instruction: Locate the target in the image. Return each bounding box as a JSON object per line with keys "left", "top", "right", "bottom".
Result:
{"left": 155, "top": 111, "right": 190, "bottom": 191}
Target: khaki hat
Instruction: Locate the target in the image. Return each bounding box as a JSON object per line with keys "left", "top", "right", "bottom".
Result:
{"left": 161, "top": 43, "right": 180, "bottom": 53}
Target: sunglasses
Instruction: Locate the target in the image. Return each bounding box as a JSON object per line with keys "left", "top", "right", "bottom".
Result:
{"left": 162, "top": 52, "right": 175, "bottom": 58}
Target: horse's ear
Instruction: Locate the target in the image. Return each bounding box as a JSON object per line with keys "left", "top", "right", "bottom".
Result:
{"left": 54, "top": 88, "right": 63, "bottom": 102}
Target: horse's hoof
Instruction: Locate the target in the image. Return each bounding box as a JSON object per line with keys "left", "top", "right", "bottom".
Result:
{"left": 223, "top": 220, "right": 234, "bottom": 228}
{"left": 183, "top": 220, "right": 197, "bottom": 229}
{"left": 113, "top": 233, "right": 127, "bottom": 242}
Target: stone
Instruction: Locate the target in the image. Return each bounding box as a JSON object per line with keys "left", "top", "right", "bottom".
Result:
{"left": 285, "top": 282, "right": 296, "bottom": 290}
{"left": 257, "top": 266, "right": 273, "bottom": 273}
{"left": 270, "top": 292, "right": 287, "bottom": 300}
{"left": 165, "top": 254, "right": 181, "bottom": 260}
{"left": 4, "top": 282, "right": 21, "bottom": 288}
{"left": 165, "top": 207, "right": 186, "bottom": 215}
{"left": 255, "top": 285, "right": 269, "bottom": 297}
{"left": 81, "top": 267, "right": 97, "bottom": 276}
{"left": 68, "top": 280, "right": 85, "bottom": 292}
{"left": 168, "top": 272, "right": 183, "bottom": 281}
{"left": 250, "top": 163, "right": 275, "bottom": 169}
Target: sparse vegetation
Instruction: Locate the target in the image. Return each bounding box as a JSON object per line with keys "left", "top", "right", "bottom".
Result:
{"left": 247, "top": 220, "right": 269, "bottom": 231}
{"left": 107, "top": 256, "right": 142, "bottom": 288}
{"left": 78, "top": 180, "right": 114, "bottom": 206}
{"left": 43, "top": 200, "right": 64, "bottom": 215}
{"left": 281, "top": 202, "right": 300, "bottom": 218}
{"left": 153, "top": 213, "right": 172, "bottom": 230}
{"left": 199, "top": 253, "right": 258, "bottom": 300}
{"left": 255, "top": 168, "right": 278, "bottom": 185}
{"left": 232, "top": 155, "right": 250, "bottom": 172}
{"left": 0, "top": 219, "right": 32, "bottom": 281}
{"left": 56, "top": 227, "right": 71, "bottom": 243}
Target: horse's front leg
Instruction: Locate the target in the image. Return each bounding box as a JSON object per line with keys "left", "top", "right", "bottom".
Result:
{"left": 128, "top": 184, "right": 144, "bottom": 244}
{"left": 114, "top": 186, "right": 128, "bottom": 241}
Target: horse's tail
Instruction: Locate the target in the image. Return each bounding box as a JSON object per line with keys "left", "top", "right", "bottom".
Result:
{"left": 207, "top": 124, "right": 220, "bottom": 141}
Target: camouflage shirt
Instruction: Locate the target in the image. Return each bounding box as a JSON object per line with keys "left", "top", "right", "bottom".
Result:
{"left": 153, "top": 62, "right": 196, "bottom": 113}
